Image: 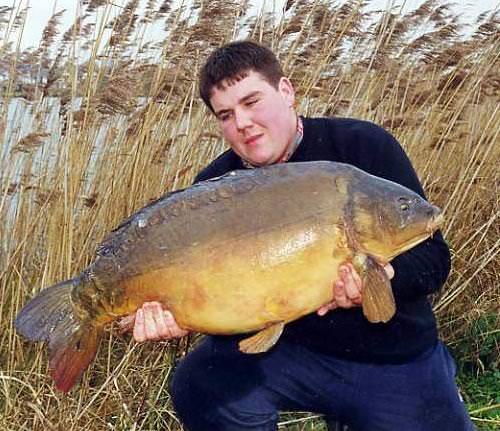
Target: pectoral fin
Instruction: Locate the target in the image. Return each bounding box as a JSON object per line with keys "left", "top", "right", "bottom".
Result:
{"left": 353, "top": 255, "right": 396, "bottom": 323}
{"left": 238, "top": 321, "right": 285, "bottom": 354}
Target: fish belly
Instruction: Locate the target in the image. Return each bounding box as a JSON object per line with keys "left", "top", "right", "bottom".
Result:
{"left": 119, "top": 225, "right": 350, "bottom": 335}
{"left": 95, "top": 164, "right": 351, "bottom": 332}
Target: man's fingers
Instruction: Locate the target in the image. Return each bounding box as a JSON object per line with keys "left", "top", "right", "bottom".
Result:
{"left": 142, "top": 302, "right": 159, "bottom": 340}
{"left": 334, "top": 280, "right": 353, "bottom": 308}
{"left": 317, "top": 301, "right": 337, "bottom": 316}
{"left": 318, "top": 262, "right": 368, "bottom": 315}
{"left": 149, "top": 302, "right": 173, "bottom": 339}
{"left": 132, "top": 302, "right": 188, "bottom": 342}
{"left": 342, "top": 265, "right": 362, "bottom": 302}
{"left": 164, "top": 310, "right": 189, "bottom": 337}
{"left": 133, "top": 308, "right": 146, "bottom": 342}
{"left": 143, "top": 301, "right": 174, "bottom": 340}
{"left": 317, "top": 305, "right": 329, "bottom": 316}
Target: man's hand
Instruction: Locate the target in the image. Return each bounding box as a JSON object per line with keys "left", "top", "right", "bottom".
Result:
{"left": 118, "top": 301, "right": 189, "bottom": 342}
{"left": 317, "top": 263, "right": 394, "bottom": 316}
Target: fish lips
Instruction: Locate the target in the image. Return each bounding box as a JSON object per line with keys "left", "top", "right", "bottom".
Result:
{"left": 427, "top": 206, "right": 444, "bottom": 234}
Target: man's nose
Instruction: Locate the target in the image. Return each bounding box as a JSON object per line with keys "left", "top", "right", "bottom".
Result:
{"left": 234, "top": 108, "right": 252, "bottom": 131}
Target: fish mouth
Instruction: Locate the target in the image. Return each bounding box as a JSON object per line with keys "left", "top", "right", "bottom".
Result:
{"left": 381, "top": 207, "right": 444, "bottom": 262}
{"left": 427, "top": 208, "right": 444, "bottom": 235}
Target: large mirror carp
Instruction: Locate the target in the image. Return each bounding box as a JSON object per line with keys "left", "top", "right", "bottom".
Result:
{"left": 15, "top": 161, "right": 443, "bottom": 392}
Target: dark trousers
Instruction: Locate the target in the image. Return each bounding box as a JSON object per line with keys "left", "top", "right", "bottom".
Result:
{"left": 170, "top": 336, "right": 475, "bottom": 431}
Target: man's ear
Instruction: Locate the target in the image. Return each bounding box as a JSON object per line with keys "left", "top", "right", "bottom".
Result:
{"left": 278, "top": 77, "right": 295, "bottom": 107}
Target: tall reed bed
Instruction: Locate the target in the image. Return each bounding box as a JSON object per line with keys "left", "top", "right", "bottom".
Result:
{"left": 0, "top": 1, "right": 498, "bottom": 429}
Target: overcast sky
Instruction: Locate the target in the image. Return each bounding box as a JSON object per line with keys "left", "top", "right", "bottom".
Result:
{"left": 2, "top": 0, "right": 499, "bottom": 50}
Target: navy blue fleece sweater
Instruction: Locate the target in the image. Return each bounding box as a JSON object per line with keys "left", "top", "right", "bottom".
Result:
{"left": 194, "top": 117, "right": 451, "bottom": 364}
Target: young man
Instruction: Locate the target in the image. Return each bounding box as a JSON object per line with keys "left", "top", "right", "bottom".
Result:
{"left": 124, "top": 41, "right": 474, "bottom": 431}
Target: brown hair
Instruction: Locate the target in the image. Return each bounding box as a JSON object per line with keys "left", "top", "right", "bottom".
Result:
{"left": 199, "top": 40, "right": 284, "bottom": 112}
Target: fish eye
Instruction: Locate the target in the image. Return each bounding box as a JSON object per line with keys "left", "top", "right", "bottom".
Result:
{"left": 398, "top": 197, "right": 410, "bottom": 211}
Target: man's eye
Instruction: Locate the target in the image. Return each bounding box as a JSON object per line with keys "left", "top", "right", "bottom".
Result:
{"left": 219, "top": 113, "right": 232, "bottom": 121}
{"left": 246, "top": 99, "right": 258, "bottom": 106}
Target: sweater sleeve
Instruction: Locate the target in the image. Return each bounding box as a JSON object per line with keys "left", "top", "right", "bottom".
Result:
{"left": 193, "top": 150, "right": 243, "bottom": 184}
{"left": 347, "top": 121, "right": 451, "bottom": 301}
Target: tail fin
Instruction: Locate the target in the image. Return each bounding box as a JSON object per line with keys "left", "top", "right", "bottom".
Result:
{"left": 15, "top": 279, "right": 102, "bottom": 392}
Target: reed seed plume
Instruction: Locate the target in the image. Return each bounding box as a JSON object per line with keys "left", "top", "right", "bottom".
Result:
{"left": 11, "top": 132, "right": 50, "bottom": 153}
{"left": 85, "top": 0, "right": 108, "bottom": 13}
{"left": 107, "top": 0, "right": 140, "bottom": 48}
{"left": 61, "top": 16, "right": 84, "bottom": 46}
{"left": 40, "top": 9, "right": 66, "bottom": 53}
{"left": 141, "top": 0, "right": 158, "bottom": 24}
{"left": 156, "top": 0, "right": 173, "bottom": 17}
{"left": 0, "top": 0, "right": 499, "bottom": 429}
{"left": 97, "top": 71, "right": 139, "bottom": 115}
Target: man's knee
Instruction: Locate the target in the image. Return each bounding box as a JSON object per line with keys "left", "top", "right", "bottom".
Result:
{"left": 169, "top": 359, "right": 189, "bottom": 414}
{"left": 169, "top": 337, "right": 253, "bottom": 416}
{"left": 169, "top": 352, "right": 210, "bottom": 421}
{"left": 169, "top": 337, "right": 278, "bottom": 430}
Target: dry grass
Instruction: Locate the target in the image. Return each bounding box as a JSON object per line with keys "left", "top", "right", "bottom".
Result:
{"left": 0, "top": 1, "right": 499, "bottom": 430}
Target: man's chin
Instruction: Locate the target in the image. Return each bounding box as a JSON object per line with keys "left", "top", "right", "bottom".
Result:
{"left": 242, "top": 152, "right": 274, "bottom": 167}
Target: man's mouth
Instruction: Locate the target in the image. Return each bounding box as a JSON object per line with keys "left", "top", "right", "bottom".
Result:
{"left": 244, "top": 134, "right": 262, "bottom": 146}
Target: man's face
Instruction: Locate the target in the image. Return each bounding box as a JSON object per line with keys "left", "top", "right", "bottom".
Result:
{"left": 209, "top": 70, "right": 296, "bottom": 166}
